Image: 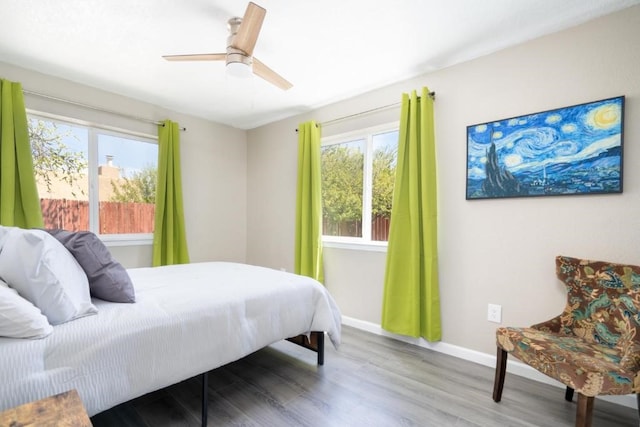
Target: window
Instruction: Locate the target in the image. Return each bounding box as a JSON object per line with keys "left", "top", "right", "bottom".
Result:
{"left": 29, "top": 114, "right": 158, "bottom": 243}
{"left": 321, "top": 123, "right": 398, "bottom": 246}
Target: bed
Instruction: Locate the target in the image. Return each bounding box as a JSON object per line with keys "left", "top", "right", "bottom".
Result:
{"left": 0, "top": 227, "right": 342, "bottom": 423}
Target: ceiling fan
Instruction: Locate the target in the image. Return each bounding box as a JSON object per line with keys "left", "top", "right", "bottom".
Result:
{"left": 163, "top": 2, "right": 292, "bottom": 90}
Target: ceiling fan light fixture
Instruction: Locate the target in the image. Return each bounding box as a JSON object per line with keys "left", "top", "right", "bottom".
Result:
{"left": 226, "top": 61, "right": 253, "bottom": 79}
{"left": 226, "top": 50, "right": 253, "bottom": 79}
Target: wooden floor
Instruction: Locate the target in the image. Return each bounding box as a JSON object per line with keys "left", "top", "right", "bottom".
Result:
{"left": 91, "top": 326, "right": 638, "bottom": 427}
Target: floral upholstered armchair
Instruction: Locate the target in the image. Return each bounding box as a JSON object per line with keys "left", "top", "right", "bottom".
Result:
{"left": 493, "top": 255, "right": 640, "bottom": 427}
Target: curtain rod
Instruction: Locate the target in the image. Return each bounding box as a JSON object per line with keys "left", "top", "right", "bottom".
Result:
{"left": 22, "top": 89, "right": 187, "bottom": 131}
{"left": 295, "top": 91, "right": 435, "bottom": 131}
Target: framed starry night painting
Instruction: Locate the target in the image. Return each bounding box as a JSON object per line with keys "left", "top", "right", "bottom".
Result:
{"left": 466, "top": 96, "right": 624, "bottom": 200}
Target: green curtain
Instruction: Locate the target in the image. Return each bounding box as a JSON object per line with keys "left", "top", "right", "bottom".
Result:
{"left": 0, "top": 79, "right": 43, "bottom": 228}
{"left": 381, "top": 87, "right": 441, "bottom": 341}
{"left": 295, "top": 121, "right": 324, "bottom": 283}
{"left": 152, "top": 119, "right": 190, "bottom": 266}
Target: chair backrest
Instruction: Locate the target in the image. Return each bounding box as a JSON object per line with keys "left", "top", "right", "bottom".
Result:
{"left": 556, "top": 256, "right": 640, "bottom": 358}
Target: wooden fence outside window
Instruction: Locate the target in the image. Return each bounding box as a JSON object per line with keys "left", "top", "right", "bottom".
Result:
{"left": 40, "top": 199, "right": 155, "bottom": 234}
{"left": 323, "top": 216, "right": 391, "bottom": 241}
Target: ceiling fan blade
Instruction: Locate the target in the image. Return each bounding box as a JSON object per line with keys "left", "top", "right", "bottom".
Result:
{"left": 232, "top": 2, "right": 266, "bottom": 56}
{"left": 253, "top": 58, "right": 292, "bottom": 90}
{"left": 163, "top": 53, "right": 226, "bottom": 61}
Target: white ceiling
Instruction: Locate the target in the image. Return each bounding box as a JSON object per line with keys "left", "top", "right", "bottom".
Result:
{"left": 0, "top": 0, "right": 638, "bottom": 129}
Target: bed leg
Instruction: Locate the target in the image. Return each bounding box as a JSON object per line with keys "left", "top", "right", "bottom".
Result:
{"left": 286, "top": 331, "right": 326, "bottom": 365}
{"left": 317, "top": 331, "right": 325, "bottom": 366}
{"left": 201, "top": 372, "right": 208, "bottom": 427}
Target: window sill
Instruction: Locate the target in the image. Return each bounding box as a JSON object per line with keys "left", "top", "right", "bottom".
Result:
{"left": 323, "top": 240, "right": 388, "bottom": 253}
{"left": 101, "top": 234, "right": 153, "bottom": 247}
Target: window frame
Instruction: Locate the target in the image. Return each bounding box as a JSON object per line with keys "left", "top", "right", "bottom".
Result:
{"left": 27, "top": 110, "right": 158, "bottom": 246}
{"left": 320, "top": 121, "right": 399, "bottom": 252}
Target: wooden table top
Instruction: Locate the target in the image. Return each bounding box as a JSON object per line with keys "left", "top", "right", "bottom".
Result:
{"left": 0, "top": 389, "right": 92, "bottom": 427}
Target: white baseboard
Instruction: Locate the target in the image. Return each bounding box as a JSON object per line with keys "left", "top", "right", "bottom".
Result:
{"left": 341, "top": 316, "right": 637, "bottom": 409}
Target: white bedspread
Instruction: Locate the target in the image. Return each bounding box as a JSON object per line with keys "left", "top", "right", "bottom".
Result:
{"left": 0, "top": 262, "right": 342, "bottom": 416}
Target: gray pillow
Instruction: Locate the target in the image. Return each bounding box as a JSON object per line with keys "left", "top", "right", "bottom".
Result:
{"left": 47, "top": 230, "right": 135, "bottom": 303}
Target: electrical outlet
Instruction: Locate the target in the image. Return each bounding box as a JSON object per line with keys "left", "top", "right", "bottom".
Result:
{"left": 488, "top": 304, "right": 502, "bottom": 323}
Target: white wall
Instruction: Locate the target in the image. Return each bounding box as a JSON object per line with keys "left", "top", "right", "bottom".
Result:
{"left": 0, "top": 62, "right": 248, "bottom": 267}
{"left": 247, "top": 5, "right": 640, "bottom": 356}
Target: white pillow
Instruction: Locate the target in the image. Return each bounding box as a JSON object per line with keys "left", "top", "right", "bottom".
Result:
{"left": 0, "top": 227, "right": 97, "bottom": 325}
{"left": 0, "top": 279, "right": 53, "bottom": 339}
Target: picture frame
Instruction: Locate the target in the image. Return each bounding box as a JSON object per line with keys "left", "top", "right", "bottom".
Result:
{"left": 466, "top": 96, "right": 624, "bottom": 200}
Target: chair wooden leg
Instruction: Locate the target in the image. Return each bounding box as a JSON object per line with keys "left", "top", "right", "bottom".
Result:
{"left": 565, "top": 386, "right": 574, "bottom": 402}
{"left": 493, "top": 347, "right": 508, "bottom": 402}
{"left": 576, "top": 393, "right": 594, "bottom": 427}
